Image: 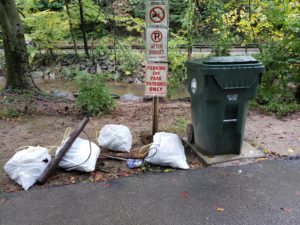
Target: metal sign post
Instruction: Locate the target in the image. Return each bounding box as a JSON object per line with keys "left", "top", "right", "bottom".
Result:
{"left": 145, "top": 0, "right": 169, "bottom": 136}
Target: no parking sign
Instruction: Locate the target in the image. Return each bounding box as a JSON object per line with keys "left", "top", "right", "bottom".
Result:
{"left": 146, "top": 27, "right": 168, "bottom": 62}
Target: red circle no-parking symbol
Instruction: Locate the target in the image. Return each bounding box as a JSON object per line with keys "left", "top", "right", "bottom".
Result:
{"left": 150, "top": 7, "right": 165, "bottom": 23}
{"left": 151, "top": 30, "right": 163, "bottom": 43}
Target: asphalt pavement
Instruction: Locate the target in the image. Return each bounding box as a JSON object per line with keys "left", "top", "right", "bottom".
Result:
{"left": 1, "top": 159, "right": 300, "bottom": 225}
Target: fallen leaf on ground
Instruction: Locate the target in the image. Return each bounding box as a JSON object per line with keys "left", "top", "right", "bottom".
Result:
{"left": 298, "top": 137, "right": 300, "bottom": 142}
{"left": 258, "top": 158, "right": 266, "bottom": 161}
{"left": 103, "top": 183, "right": 111, "bottom": 189}
{"left": 164, "top": 168, "right": 174, "bottom": 173}
{"left": 216, "top": 207, "right": 225, "bottom": 212}
{"left": 280, "top": 207, "right": 292, "bottom": 213}
{"left": 223, "top": 173, "right": 236, "bottom": 176}
{"left": 0, "top": 198, "right": 6, "bottom": 205}
{"left": 263, "top": 149, "right": 271, "bottom": 154}
{"left": 70, "top": 176, "right": 76, "bottom": 184}
{"left": 288, "top": 148, "right": 294, "bottom": 153}
{"left": 180, "top": 191, "right": 189, "bottom": 199}
{"left": 93, "top": 172, "right": 102, "bottom": 181}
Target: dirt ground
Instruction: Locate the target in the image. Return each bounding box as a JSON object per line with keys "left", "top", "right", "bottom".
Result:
{"left": 0, "top": 101, "right": 201, "bottom": 192}
{"left": 245, "top": 110, "right": 300, "bottom": 156}
{"left": 0, "top": 100, "right": 299, "bottom": 193}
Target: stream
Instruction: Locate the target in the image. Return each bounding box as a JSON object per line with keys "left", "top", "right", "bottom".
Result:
{"left": 0, "top": 77, "right": 188, "bottom": 99}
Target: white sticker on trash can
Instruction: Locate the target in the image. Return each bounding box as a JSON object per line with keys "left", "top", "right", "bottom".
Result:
{"left": 191, "top": 78, "right": 197, "bottom": 94}
{"left": 227, "top": 94, "right": 239, "bottom": 102}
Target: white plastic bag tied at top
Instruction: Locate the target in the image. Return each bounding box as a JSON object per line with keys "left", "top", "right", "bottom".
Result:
{"left": 56, "top": 137, "right": 100, "bottom": 172}
{"left": 146, "top": 132, "right": 189, "bottom": 169}
{"left": 98, "top": 125, "right": 132, "bottom": 152}
{"left": 4, "top": 146, "right": 51, "bottom": 190}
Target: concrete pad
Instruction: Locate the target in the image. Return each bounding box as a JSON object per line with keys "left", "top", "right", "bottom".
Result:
{"left": 182, "top": 138, "right": 265, "bottom": 166}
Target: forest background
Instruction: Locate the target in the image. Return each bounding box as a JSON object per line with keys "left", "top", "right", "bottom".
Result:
{"left": 0, "top": 0, "right": 299, "bottom": 116}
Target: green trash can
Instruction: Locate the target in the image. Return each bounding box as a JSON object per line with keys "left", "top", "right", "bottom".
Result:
{"left": 185, "top": 56, "right": 265, "bottom": 155}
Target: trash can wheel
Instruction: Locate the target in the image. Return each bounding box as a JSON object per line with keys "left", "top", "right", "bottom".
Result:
{"left": 187, "top": 123, "right": 194, "bottom": 143}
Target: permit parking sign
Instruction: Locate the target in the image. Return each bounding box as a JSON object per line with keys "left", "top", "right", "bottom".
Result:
{"left": 146, "top": 0, "right": 169, "bottom": 27}
{"left": 145, "top": 63, "right": 168, "bottom": 97}
{"left": 146, "top": 27, "right": 168, "bottom": 62}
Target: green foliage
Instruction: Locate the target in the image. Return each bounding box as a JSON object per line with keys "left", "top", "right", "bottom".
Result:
{"left": 24, "top": 10, "right": 69, "bottom": 51}
{"left": 206, "top": 0, "right": 237, "bottom": 56}
{"left": 0, "top": 108, "right": 24, "bottom": 118}
{"left": 95, "top": 44, "right": 110, "bottom": 57}
{"left": 75, "top": 71, "right": 116, "bottom": 115}
{"left": 18, "top": 0, "right": 107, "bottom": 54}
{"left": 0, "top": 91, "right": 36, "bottom": 118}
{"left": 67, "top": 0, "right": 106, "bottom": 29}
{"left": 180, "top": 0, "right": 197, "bottom": 56}
{"left": 250, "top": 100, "right": 300, "bottom": 117}
{"left": 9, "top": 0, "right": 298, "bottom": 117}
{"left": 164, "top": 117, "right": 188, "bottom": 134}
{"left": 246, "top": 0, "right": 300, "bottom": 114}
{"left": 0, "top": 51, "right": 5, "bottom": 72}
{"left": 34, "top": 0, "right": 65, "bottom": 11}
{"left": 167, "top": 41, "right": 187, "bottom": 99}
{"left": 114, "top": 15, "right": 144, "bottom": 34}
{"left": 116, "top": 45, "right": 144, "bottom": 77}
{"left": 128, "top": 0, "right": 145, "bottom": 18}
{"left": 26, "top": 44, "right": 39, "bottom": 64}
{"left": 169, "top": 0, "right": 189, "bottom": 31}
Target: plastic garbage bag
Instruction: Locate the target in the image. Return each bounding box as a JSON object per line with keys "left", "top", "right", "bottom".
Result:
{"left": 56, "top": 137, "right": 100, "bottom": 172}
{"left": 4, "top": 146, "right": 51, "bottom": 190}
{"left": 145, "top": 132, "right": 189, "bottom": 169}
{"left": 98, "top": 125, "right": 132, "bottom": 152}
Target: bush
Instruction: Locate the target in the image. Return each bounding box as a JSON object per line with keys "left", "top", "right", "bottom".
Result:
{"left": 117, "top": 48, "right": 144, "bottom": 77}
{"left": 253, "top": 38, "right": 300, "bottom": 115}
{"left": 167, "top": 49, "right": 187, "bottom": 99}
{"left": 0, "top": 51, "right": 5, "bottom": 73}
{"left": 250, "top": 100, "right": 300, "bottom": 117}
{"left": 75, "top": 72, "right": 116, "bottom": 115}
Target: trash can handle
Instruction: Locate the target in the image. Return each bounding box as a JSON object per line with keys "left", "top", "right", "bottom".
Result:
{"left": 223, "top": 119, "right": 237, "bottom": 123}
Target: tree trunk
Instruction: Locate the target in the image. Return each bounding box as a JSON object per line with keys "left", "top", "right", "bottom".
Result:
{"left": 65, "top": 0, "right": 79, "bottom": 58}
{"left": 78, "top": 0, "right": 89, "bottom": 57}
{"left": 0, "top": 0, "right": 37, "bottom": 90}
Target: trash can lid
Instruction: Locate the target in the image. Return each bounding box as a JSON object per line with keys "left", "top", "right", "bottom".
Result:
{"left": 203, "top": 56, "right": 259, "bottom": 65}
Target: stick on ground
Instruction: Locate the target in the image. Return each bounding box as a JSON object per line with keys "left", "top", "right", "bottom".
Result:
{"left": 38, "top": 116, "right": 90, "bottom": 184}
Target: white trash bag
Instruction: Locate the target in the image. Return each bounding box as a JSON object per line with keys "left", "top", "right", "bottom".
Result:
{"left": 4, "top": 146, "right": 51, "bottom": 191}
{"left": 98, "top": 125, "right": 132, "bottom": 152}
{"left": 145, "top": 132, "right": 189, "bottom": 169}
{"left": 56, "top": 137, "right": 100, "bottom": 172}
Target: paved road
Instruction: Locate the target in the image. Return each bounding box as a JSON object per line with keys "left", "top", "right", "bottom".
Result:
{"left": 1, "top": 159, "right": 300, "bottom": 225}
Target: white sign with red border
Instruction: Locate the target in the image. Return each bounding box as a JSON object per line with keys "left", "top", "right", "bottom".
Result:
{"left": 145, "top": 63, "right": 168, "bottom": 97}
{"left": 145, "top": 0, "right": 169, "bottom": 27}
{"left": 146, "top": 27, "right": 168, "bottom": 62}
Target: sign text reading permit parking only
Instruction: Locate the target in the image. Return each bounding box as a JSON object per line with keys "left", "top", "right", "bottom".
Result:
{"left": 145, "top": 0, "right": 169, "bottom": 27}
{"left": 146, "top": 27, "right": 168, "bottom": 62}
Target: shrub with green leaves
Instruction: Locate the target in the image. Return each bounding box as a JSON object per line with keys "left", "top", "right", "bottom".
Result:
{"left": 167, "top": 49, "right": 187, "bottom": 99}
{"left": 75, "top": 72, "right": 116, "bottom": 116}
{"left": 117, "top": 47, "right": 144, "bottom": 77}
